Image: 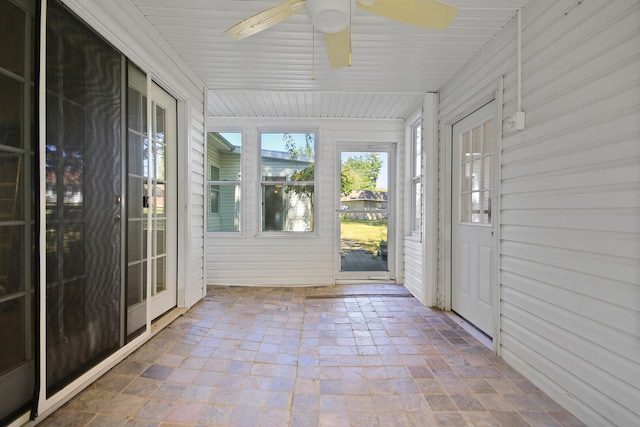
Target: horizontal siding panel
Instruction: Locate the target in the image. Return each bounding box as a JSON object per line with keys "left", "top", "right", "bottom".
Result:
{"left": 501, "top": 244, "right": 639, "bottom": 307}
{"left": 501, "top": 184, "right": 639, "bottom": 210}
{"left": 403, "top": 239, "right": 423, "bottom": 301}
{"left": 501, "top": 209, "right": 640, "bottom": 234}
{"left": 501, "top": 112, "right": 640, "bottom": 175}
{"left": 501, "top": 302, "right": 639, "bottom": 416}
{"left": 500, "top": 323, "right": 638, "bottom": 427}
{"left": 501, "top": 224, "right": 639, "bottom": 259}
{"left": 502, "top": 136, "right": 640, "bottom": 183}
{"left": 501, "top": 271, "right": 639, "bottom": 350}
{"left": 500, "top": 264, "right": 638, "bottom": 337}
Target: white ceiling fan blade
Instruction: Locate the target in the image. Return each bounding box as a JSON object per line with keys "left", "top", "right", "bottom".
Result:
{"left": 357, "top": 0, "right": 458, "bottom": 30}
{"left": 224, "top": 0, "right": 306, "bottom": 40}
{"left": 324, "top": 27, "right": 351, "bottom": 69}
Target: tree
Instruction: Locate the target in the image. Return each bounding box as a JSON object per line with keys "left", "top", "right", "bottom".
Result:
{"left": 341, "top": 153, "right": 383, "bottom": 191}
{"left": 283, "top": 133, "right": 315, "bottom": 207}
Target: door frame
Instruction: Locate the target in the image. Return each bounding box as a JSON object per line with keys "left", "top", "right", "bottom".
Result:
{"left": 335, "top": 142, "right": 396, "bottom": 283}
{"left": 439, "top": 77, "right": 504, "bottom": 352}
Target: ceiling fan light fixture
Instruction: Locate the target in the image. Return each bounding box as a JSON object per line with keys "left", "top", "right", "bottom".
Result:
{"left": 306, "top": 0, "right": 351, "bottom": 33}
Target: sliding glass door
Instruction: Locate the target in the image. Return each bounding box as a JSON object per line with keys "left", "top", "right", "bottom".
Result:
{"left": 0, "top": 0, "right": 37, "bottom": 422}
{"left": 45, "top": 0, "right": 123, "bottom": 395}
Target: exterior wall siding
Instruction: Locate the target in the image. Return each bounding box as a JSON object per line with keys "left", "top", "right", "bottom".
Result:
{"left": 438, "top": 1, "right": 640, "bottom": 426}
{"left": 188, "top": 107, "right": 206, "bottom": 307}
{"left": 205, "top": 118, "right": 404, "bottom": 286}
{"left": 403, "top": 239, "right": 423, "bottom": 300}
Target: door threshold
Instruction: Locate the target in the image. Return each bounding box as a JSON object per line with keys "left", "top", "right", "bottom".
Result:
{"left": 335, "top": 279, "right": 396, "bottom": 285}
{"left": 151, "top": 307, "right": 187, "bottom": 336}
{"left": 444, "top": 311, "right": 493, "bottom": 351}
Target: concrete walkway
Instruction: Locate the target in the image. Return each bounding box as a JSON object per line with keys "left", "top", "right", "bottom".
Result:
{"left": 340, "top": 240, "right": 387, "bottom": 272}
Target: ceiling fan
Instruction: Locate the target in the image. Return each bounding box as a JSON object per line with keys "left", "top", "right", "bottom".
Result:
{"left": 224, "top": 0, "right": 458, "bottom": 69}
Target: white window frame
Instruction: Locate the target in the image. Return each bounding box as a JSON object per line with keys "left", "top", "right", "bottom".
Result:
{"left": 410, "top": 118, "right": 423, "bottom": 239}
{"left": 258, "top": 130, "right": 317, "bottom": 234}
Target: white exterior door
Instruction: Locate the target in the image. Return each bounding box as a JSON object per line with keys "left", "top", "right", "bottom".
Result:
{"left": 336, "top": 144, "right": 394, "bottom": 282}
{"left": 149, "top": 83, "right": 177, "bottom": 320}
{"left": 451, "top": 101, "right": 496, "bottom": 337}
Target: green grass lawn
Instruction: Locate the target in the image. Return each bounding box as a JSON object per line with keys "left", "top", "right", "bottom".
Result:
{"left": 340, "top": 217, "right": 388, "bottom": 254}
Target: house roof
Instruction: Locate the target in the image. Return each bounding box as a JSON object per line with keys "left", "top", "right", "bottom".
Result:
{"left": 342, "top": 190, "right": 388, "bottom": 202}
{"left": 127, "top": 0, "right": 533, "bottom": 119}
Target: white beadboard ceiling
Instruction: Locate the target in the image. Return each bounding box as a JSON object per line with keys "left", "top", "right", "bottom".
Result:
{"left": 128, "top": 0, "right": 532, "bottom": 119}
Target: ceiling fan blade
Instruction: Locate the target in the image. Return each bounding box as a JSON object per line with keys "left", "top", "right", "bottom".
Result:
{"left": 357, "top": 0, "right": 458, "bottom": 30}
{"left": 324, "top": 28, "right": 351, "bottom": 69}
{"left": 224, "top": 0, "right": 306, "bottom": 40}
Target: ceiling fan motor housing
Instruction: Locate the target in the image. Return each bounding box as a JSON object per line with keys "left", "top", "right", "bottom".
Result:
{"left": 305, "top": 0, "right": 353, "bottom": 33}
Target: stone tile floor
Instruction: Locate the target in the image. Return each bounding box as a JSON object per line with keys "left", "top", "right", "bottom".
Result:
{"left": 41, "top": 285, "right": 586, "bottom": 427}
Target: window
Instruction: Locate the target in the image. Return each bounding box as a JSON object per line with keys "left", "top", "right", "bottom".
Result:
{"left": 207, "top": 132, "right": 241, "bottom": 232}
{"left": 209, "top": 165, "right": 220, "bottom": 214}
{"left": 410, "top": 120, "right": 423, "bottom": 235}
{"left": 260, "top": 132, "right": 315, "bottom": 232}
{"left": 460, "top": 119, "right": 493, "bottom": 224}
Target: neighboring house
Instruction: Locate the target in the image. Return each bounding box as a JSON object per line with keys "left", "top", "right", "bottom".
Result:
{"left": 341, "top": 190, "right": 388, "bottom": 220}
{"left": 0, "top": 1, "right": 638, "bottom": 426}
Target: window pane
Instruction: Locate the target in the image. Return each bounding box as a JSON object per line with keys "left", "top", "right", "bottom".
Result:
{"left": 153, "top": 256, "right": 166, "bottom": 294}
{"left": 414, "top": 124, "right": 421, "bottom": 176}
{"left": 0, "top": 0, "right": 25, "bottom": 76}
{"left": 261, "top": 132, "right": 315, "bottom": 179}
{"left": 472, "top": 160, "right": 482, "bottom": 191}
{"left": 461, "top": 193, "right": 471, "bottom": 223}
{"left": 207, "top": 132, "right": 242, "bottom": 232}
{"left": 0, "top": 75, "right": 22, "bottom": 148}
{"left": 262, "top": 184, "right": 314, "bottom": 232}
{"left": 260, "top": 132, "right": 315, "bottom": 232}
{"left": 483, "top": 119, "right": 493, "bottom": 154}
{"left": 127, "top": 262, "right": 145, "bottom": 306}
{"left": 0, "top": 298, "right": 27, "bottom": 375}
{"left": 471, "top": 126, "right": 482, "bottom": 156}
{"left": 482, "top": 191, "right": 492, "bottom": 224}
{"left": 413, "top": 180, "right": 421, "bottom": 232}
{"left": 461, "top": 131, "right": 470, "bottom": 163}
{"left": 0, "top": 225, "right": 24, "bottom": 292}
{"left": 483, "top": 156, "right": 492, "bottom": 191}
{"left": 472, "top": 192, "right": 482, "bottom": 223}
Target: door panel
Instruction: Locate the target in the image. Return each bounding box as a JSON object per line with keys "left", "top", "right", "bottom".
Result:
{"left": 451, "top": 101, "right": 496, "bottom": 337}
{"left": 148, "top": 83, "right": 177, "bottom": 320}
{"left": 337, "top": 147, "right": 393, "bottom": 281}
{"left": 45, "top": 1, "right": 123, "bottom": 394}
{"left": 0, "top": 0, "right": 36, "bottom": 420}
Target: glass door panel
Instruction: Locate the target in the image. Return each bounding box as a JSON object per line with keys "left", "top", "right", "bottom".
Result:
{"left": 0, "top": 0, "right": 36, "bottom": 420}
{"left": 338, "top": 149, "right": 393, "bottom": 278}
{"left": 45, "top": 0, "right": 123, "bottom": 395}
{"left": 148, "top": 83, "right": 176, "bottom": 320}
{"left": 126, "top": 64, "right": 147, "bottom": 338}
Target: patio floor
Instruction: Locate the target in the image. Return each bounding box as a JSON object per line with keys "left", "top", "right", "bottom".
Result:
{"left": 41, "top": 284, "right": 585, "bottom": 427}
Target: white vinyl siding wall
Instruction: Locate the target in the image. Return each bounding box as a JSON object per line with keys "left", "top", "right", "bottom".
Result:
{"left": 206, "top": 118, "right": 404, "bottom": 286}
{"left": 187, "top": 105, "right": 206, "bottom": 307}
{"left": 438, "top": 1, "right": 640, "bottom": 426}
